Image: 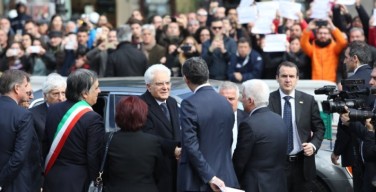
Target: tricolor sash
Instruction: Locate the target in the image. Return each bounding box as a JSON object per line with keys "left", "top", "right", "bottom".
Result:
{"left": 44, "top": 100, "right": 92, "bottom": 175}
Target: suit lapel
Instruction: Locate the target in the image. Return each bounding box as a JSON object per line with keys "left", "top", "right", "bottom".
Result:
{"left": 270, "top": 91, "right": 282, "bottom": 115}
{"left": 294, "top": 91, "right": 303, "bottom": 126}
{"left": 144, "top": 91, "right": 173, "bottom": 133}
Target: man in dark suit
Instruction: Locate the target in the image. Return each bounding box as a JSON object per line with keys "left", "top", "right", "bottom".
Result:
{"left": 218, "top": 81, "right": 248, "bottom": 155}
{"left": 140, "top": 64, "right": 181, "bottom": 192}
{"left": 29, "top": 73, "right": 66, "bottom": 189}
{"left": 105, "top": 24, "right": 148, "bottom": 77}
{"left": 31, "top": 73, "right": 66, "bottom": 151}
{"left": 43, "top": 69, "right": 105, "bottom": 192}
{"left": 233, "top": 79, "right": 288, "bottom": 192}
{"left": 332, "top": 41, "right": 374, "bottom": 192}
{"left": 178, "top": 57, "right": 239, "bottom": 191}
{"left": 0, "top": 69, "right": 39, "bottom": 192}
{"left": 269, "top": 61, "right": 325, "bottom": 192}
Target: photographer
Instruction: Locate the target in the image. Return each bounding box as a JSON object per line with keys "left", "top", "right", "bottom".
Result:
{"left": 171, "top": 36, "right": 200, "bottom": 77}
{"left": 331, "top": 41, "right": 374, "bottom": 192}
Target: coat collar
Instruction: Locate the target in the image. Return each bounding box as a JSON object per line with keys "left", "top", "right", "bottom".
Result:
{"left": 143, "top": 90, "right": 173, "bottom": 131}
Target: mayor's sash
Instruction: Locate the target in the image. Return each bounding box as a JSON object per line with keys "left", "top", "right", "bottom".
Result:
{"left": 44, "top": 100, "right": 92, "bottom": 175}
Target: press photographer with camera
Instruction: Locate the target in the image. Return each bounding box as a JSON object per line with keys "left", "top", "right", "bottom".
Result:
{"left": 329, "top": 41, "right": 376, "bottom": 192}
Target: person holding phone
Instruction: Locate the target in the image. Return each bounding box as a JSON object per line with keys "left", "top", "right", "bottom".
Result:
{"left": 300, "top": 18, "right": 347, "bottom": 82}
{"left": 201, "top": 18, "right": 237, "bottom": 80}
{"left": 1, "top": 42, "right": 31, "bottom": 73}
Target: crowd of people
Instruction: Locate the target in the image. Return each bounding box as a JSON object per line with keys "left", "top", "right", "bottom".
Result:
{"left": 2, "top": 0, "right": 376, "bottom": 191}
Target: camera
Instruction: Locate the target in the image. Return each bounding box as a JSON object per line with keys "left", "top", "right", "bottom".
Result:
{"left": 315, "top": 79, "right": 373, "bottom": 114}
{"left": 348, "top": 108, "right": 376, "bottom": 122}
{"left": 180, "top": 44, "right": 192, "bottom": 53}
{"left": 316, "top": 20, "right": 328, "bottom": 27}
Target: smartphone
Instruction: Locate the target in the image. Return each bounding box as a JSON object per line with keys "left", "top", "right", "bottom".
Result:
{"left": 29, "top": 46, "right": 40, "bottom": 53}
{"left": 180, "top": 44, "right": 192, "bottom": 52}
{"left": 316, "top": 20, "right": 328, "bottom": 27}
{"left": 16, "top": 29, "right": 22, "bottom": 35}
{"left": 9, "top": 49, "right": 18, "bottom": 56}
{"left": 96, "top": 28, "right": 102, "bottom": 34}
{"left": 65, "top": 41, "right": 75, "bottom": 50}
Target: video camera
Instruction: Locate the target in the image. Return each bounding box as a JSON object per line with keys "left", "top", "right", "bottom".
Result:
{"left": 314, "top": 79, "right": 375, "bottom": 117}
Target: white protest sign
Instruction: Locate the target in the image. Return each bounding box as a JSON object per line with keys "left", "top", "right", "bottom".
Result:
{"left": 263, "top": 34, "right": 287, "bottom": 52}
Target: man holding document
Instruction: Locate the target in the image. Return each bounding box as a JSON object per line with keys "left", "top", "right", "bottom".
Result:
{"left": 178, "top": 57, "right": 239, "bottom": 192}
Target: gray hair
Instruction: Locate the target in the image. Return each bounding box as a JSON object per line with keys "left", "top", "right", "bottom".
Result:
{"left": 242, "top": 79, "right": 270, "bottom": 107}
{"left": 349, "top": 27, "right": 364, "bottom": 36}
{"left": 0, "top": 69, "right": 29, "bottom": 95}
{"left": 144, "top": 64, "right": 171, "bottom": 84}
{"left": 117, "top": 24, "right": 132, "bottom": 42}
{"left": 66, "top": 69, "right": 98, "bottom": 102}
{"left": 218, "top": 81, "right": 239, "bottom": 98}
{"left": 348, "top": 41, "right": 371, "bottom": 64}
{"left": 42, "top": 73, "right": 66, "bottom": 94}
{"left": 142, "top": 24, "right": 156, "bottom": 37}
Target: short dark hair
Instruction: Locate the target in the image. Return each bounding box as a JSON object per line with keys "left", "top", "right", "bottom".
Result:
{"left": 276, "top": 61, "right": 299, "bottom": 77}
{"left": 182, "top": 57, "right": 209, "bottom": 85}
{"left": 66, "top": 69, "right": 98, "bottom": 102}
{"left": 348, "top": 41, "right": 370, "bottom": 64}
{"left": 25, "top": 20, "right": 37, "bottom": 26}
{"left": 116, "top": 96, "right": 148, "bottom": 131}
{"left": 237, "top": 37, "right": 251, "bottom": 47}
{"left": 194, "top": 26, "right": 213, "bottom": 44}
{"left": 128, "top": 18, "right": 143, "bottom": 26}
{"left": 210, "top": 18, "right": 223, "bottom": 26}
{"left": 0, "top": 69, "right": 30, "bottom": 94}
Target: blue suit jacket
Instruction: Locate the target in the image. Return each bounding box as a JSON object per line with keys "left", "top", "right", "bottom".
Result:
{"left": 178, "top": 86, "right": 239, "bottom": 191}
{"left": 0, "top": 96, "right": 38, "bottom": 191}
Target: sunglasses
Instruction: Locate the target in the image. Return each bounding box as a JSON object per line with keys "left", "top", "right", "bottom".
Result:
{"left": 211, "top": 26, "right": 222, "bottom": 30}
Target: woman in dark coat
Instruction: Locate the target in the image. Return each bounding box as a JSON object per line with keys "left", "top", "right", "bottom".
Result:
{"left": 104, "top": 96, "right": 163, "bottom": 192}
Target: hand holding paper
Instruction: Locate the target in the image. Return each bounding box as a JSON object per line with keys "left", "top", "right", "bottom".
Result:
{"left": 209, "top": 176, "right": 226, "bottom": 192}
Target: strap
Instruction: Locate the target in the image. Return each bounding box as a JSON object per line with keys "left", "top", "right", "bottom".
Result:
{"left": 44, "top": 101, "right": 92, "bottom": 174}
{"left": 96, "top": 132, "right": 115, "bottom": 183}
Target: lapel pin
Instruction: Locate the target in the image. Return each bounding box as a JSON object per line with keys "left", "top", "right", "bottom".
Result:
{"left": 299, "top": 101, "right": 303, "bottom": 104}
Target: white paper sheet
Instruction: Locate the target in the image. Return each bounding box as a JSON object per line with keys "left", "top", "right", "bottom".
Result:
{"left": 224, "top": 187, "right": 245, "bottom": 192}
{"left": 332, "top": 0, "right": 355, "bottom": 5}
{"left": 239, "top": 0, "right": 254, "bottom": 7}
{"left": 263, "top": 34, "right": 287, "bottom": 52}
{"left": 279, "top": 1, "right": 302, "bottom": 20}
{"left": 237, "top": 6, "right": 258, "bottom": 24}
{"left": 310, "top": 0, "right": 330, "bottom": 19}
{"left": 251, "top": 17, "right": 274, "bottom": 34}
{"left": 256, "top": 1, "right": 279, "bottom": 19}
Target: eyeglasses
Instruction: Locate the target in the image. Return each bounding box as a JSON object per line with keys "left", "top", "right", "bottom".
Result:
{"left": 211, "top": 26, "right": 222, "bottom": 31}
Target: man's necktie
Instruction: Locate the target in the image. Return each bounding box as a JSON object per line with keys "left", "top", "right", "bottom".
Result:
{"left": 160, "top": 103, "right": 171, "bottom": 123}
{"left": 283, "top": 96, "right": 294, "bottom": 154}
